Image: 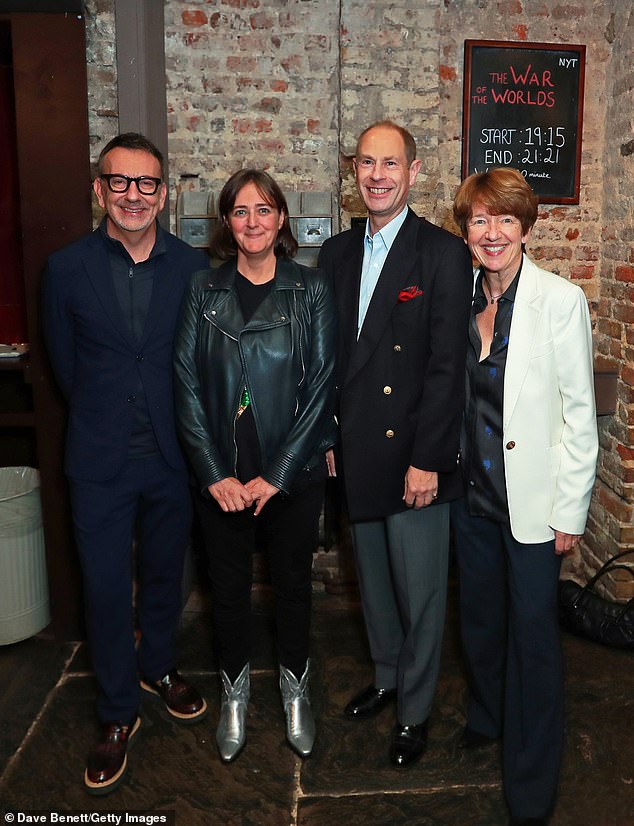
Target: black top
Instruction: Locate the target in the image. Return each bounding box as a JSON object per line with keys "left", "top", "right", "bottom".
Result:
{"left": 462, "top": 265, "right": 521, "bottom": 523}
{"left": 100, "top": 219, "right": 167, "bottom": 458}
{"left": 234, "top": 271, "right": 274, "bottom": 483}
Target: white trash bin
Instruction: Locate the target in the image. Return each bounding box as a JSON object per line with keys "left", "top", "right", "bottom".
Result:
{"left": 0, "top": 467, "right": 50, "bottom": 644}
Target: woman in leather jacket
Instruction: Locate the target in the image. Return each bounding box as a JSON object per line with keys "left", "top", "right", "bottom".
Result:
{"left": 173, "top": 169, "right": 336, "bottom": 763}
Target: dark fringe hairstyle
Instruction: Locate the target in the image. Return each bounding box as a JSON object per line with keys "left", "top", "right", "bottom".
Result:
{"left": 453, "top": 167, "right": 538, "bottom": 237}
{"left": 210, "top": 169, "right": 298, "bottom": 261}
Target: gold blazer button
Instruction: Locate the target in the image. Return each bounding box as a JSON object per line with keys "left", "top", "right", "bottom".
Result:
{"left": 385, "top": 429, "right": 395, "bottom": 438}
{"left": 505, "top": 440, "right": 516, "bottom": 450}
{"left": 383, "top": 386, "right": 392, "bottom": 395}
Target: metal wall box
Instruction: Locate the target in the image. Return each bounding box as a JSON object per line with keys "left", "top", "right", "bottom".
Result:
{"left": 284, "top": 192, "right": 302, "bottom": 216}
{"left": 286, "top": 191, "right": 333, "bottom": 267}
{"left": 176, "top": 191, "right": 217, "bottom": 249}
{"left": 295, "top": 217, "right": 331, "bottom": 246}
{"left": 300, "top": 192, "right": 332, "bottom": 216}
{"left": 178, "top": 217, "right": 213, "bottom": 248}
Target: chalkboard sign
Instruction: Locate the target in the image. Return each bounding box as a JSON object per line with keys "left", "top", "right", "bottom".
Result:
{"left": 462, "top": 40, "right": 585, "bottom": 204}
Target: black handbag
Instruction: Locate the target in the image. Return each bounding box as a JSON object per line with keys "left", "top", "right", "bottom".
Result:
{"left": 559, "top": 549, "right": 634, "bottom": 650}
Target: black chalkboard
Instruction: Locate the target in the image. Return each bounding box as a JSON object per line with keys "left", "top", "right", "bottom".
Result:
{"left": 462, "top": 40, "right": 586, "bottom": 204}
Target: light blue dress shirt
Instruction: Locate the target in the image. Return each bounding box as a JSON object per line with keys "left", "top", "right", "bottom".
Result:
{"left": 357, "top": 205, "right": 409, "bottom": 337}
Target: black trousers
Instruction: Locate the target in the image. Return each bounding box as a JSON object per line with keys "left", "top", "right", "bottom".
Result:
{"left": 196, "top": 479, "right": 325, "bottom": 681}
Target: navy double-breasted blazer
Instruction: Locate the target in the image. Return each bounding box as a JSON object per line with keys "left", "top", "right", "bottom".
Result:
{"left": 42, "top": 225, "right": 207, "bottom": 482}
{"left": 318, "top": 208, "right": 473, "bottom": 521}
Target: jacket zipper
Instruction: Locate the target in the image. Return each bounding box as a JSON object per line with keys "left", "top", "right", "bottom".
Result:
{"left": 294, "top": 291, "right": 305, "bottom": 415}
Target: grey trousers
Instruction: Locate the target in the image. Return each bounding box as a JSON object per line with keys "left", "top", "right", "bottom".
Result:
{"left": 351, "top": 503, "right": 450, "bottom": 725}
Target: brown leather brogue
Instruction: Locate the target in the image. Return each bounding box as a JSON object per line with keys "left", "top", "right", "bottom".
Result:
{"left": 140, "top": 669, "right": 207, "bottom": 724}
{"left": 84, "top": 714, "right": 140, "bottom": 795}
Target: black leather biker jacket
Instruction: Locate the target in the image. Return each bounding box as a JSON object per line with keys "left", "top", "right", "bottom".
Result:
{"left": 173, "top": 256, "right": 336, "bottom": 493}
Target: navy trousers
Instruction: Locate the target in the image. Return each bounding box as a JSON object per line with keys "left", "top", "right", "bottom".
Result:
{"left": 451, "top": 497, "right": 564, "bottom": 820}
{"left": 70, "top": 454, "right": 192, "bottom": 723}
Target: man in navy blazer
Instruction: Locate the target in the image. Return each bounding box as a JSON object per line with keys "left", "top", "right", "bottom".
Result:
{"left": 42, "top": 133, "right": 208, "bottom": 795}
{"left": 318, "top": 122, "right": 473, "bottom": 767}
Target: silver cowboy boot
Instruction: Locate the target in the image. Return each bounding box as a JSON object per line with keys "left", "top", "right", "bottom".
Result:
{"left": 279, "top": 660, "right": 315, "bottom": 757}
{"left": 216, "top": 663, "right": 250, "bottom": 762}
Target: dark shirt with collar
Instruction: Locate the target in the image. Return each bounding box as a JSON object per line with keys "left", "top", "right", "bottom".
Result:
{"left": 462, "top": 265, "right": 521, "bottom": 523}
{"left": 99, "top": 218, "right": 167, "bottom": 457}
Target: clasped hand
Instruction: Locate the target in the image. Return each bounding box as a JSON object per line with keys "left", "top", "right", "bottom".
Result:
{"left": 208, "top": 476, "right": 279, "bottom": 516}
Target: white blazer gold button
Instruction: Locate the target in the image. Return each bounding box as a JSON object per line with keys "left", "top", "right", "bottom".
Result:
{"left": 506, "top": 441, "right": 516, "bottom": 450}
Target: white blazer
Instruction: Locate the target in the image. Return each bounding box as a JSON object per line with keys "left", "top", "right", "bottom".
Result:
{"left": 500, "top": 255, "right": 598, "bottom": 543}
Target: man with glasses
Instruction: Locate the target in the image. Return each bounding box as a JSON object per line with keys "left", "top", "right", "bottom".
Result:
{"left": 42, "top": 133, "right": 208, "bottom": 795}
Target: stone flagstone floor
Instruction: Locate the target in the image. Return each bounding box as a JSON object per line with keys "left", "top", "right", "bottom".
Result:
{"left": 0, "top": 579, "right": 632, "bottom": 825}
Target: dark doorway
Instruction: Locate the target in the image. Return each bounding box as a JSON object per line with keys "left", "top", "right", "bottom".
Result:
{"left": 0, "top": 22, "right": 26, "bottom": 345}
{"left": 0, "top": 11, "right": 92, "bottom": 639}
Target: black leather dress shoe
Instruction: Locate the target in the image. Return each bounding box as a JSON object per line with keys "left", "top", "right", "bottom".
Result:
{"left": 389, "top": 721, "right": 428, "bottom": 767}
{"left": 458, "top": 726, "right": 499, "bottom": 750}
{"left": 344, "top": 685, "right": 396, "bottom": 719}
{"left": 509, "top": 818, "right": 547, "bottom": 825}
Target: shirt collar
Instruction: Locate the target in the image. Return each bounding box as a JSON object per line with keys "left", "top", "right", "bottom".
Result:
{"left": 99, "top": 217, "right": 166, "bottom": 261}
{"left": 364, "top": 204, "right": 409, "bottom": 251}
{"left": 473, "top": 260, "right": 523, "bottom": 311}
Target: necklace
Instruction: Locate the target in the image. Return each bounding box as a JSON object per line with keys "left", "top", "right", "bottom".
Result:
{"left": 483, "top": 279, "right": 505, "bottom": 305}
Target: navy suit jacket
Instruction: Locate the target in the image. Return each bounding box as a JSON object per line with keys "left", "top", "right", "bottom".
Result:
{"left": 318, "top": 208, "right": 473, "bottom": 521}
{"left": 42, "top": 225, "right": 208, "bottom": 482}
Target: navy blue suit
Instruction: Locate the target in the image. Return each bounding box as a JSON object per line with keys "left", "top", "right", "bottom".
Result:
{"left": 42, "top": 224, "right": 207, "bottom": 723}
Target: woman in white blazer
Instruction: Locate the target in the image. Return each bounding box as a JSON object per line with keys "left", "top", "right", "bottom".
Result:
{"left": 451, "top": 168, "right": 598, "bottom": 826}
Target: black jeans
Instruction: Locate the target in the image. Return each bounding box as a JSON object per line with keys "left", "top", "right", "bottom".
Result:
{"left": 196, "top": 478, "right": 325, "bottom": 682}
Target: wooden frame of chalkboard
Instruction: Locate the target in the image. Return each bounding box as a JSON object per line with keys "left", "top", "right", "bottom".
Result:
{"left": 461, "top": 40, "right": 586, "bottom": 204}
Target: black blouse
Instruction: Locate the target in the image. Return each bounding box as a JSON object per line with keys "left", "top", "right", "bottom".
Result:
{"left": 462, "top": 266, "right": 520, "bottom": 523}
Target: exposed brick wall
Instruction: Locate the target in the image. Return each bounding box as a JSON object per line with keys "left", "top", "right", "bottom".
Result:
{"left": 84, "top": 0, "right": 118, "bottom": 169}
{"left": 163, "top": 1, "right": 341, "bottom": 207}
{"left": 338, "top": 1, "right": 443, "bottom": 223}
{"left": 582, "top": 6, "right": 634, "bottom": 599}
{"left": 82, "top": 1, "right": 633, "bottom": 597}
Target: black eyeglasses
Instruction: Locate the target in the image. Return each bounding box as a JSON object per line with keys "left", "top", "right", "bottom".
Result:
{"left": 100, "top": 174, "right": 162, "bottom": 195}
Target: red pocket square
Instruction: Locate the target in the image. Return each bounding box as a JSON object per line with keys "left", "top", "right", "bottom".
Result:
{"left": 398, "top": 286, "right": 423, "bottom": 303}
